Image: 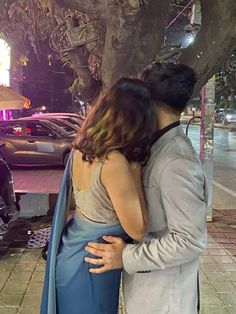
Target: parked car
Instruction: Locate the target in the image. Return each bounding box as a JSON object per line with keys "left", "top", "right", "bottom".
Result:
{"left": 0, "top": 119, "right": 75, "bottom": 165}
{"left": 32, "top": 113, "right": 84, "bottom": 127}
{"left": 214, "top": 108, "right": 225, "bottom": 123}
{"left": 223, "top": 109, "right": 236, "bottom": 125}
{"left": 20, "top": 116, "right": 79, "bottom": 132}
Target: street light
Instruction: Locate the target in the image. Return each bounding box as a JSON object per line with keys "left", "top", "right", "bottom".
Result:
{"left": 183, "top": 24, "right": 198, "bottom": 47}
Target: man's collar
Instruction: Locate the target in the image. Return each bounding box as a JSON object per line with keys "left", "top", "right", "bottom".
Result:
{"left": 151, "top": 121, "right": 180, "bottom": 146}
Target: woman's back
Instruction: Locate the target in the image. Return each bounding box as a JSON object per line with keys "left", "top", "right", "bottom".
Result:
{"left": 72, "top": 150, "right": 119, "bottom": 224}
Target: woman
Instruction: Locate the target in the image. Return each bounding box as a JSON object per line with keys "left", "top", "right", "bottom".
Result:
{"left": 40, "top": 78, "right": 154, "bottom": 314}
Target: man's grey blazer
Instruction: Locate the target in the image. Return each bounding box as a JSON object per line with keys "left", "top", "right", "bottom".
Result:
{"left": 123, "top": 125, "right": 208, "bottom": 314}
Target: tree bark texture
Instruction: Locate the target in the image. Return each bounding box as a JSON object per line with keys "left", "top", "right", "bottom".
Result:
{"left": 101, "top": 0, "right": 170, "bottom": 88}
{"left": 56, "top": 0, "right": 170, "bottom": 89}
{"left": 68, "top": 46, "right": 101, "bottom": 101}
{"left": 180, "top": 0, "right": 236, "bottom": 94}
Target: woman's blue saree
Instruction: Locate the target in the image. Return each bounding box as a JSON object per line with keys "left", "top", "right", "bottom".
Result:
{"left": 40, "top": 155, "right": 127, "bottom": 314}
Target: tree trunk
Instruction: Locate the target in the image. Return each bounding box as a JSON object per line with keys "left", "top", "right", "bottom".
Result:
{"left": 55, "top": 0, "right": 236, "bottom": 96}
{"left": 56, "top": 0, "right": 170, "bottom": 89}
{"left": 101, "top": 0, "right": 170, "bottom": 88}
{"left": 180, "top": 0, "right": 236, "bottom": 94}
{"left": 68, "top": 46, "right": 101, "bottom": 101}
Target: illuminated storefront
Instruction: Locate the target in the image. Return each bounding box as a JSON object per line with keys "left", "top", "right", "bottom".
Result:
{"left": 0, "top": 39, "right": 10, "bottom": 87}
{"left": 0, "top": 39, "right": 11, "bottom": 120}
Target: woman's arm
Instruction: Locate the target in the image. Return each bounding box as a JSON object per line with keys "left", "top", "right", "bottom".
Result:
{"left": 101, "top": 152, "right": 147, "bottom": 240}
{"left": 129, "top": 162, "right": 148, "bottom": 229}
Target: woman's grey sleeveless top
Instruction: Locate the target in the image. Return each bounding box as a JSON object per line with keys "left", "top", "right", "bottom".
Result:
{"left": 72, "top": 158, "right": 119, "bottom": 224}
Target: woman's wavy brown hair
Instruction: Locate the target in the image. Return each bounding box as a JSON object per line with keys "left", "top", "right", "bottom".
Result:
{"left": 73, "top": 77, "right": 154, "bottom": 164}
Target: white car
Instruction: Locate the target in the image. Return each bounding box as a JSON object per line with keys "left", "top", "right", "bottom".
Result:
{"left": 224, "top": 109, "right": 236, "bottom": 125}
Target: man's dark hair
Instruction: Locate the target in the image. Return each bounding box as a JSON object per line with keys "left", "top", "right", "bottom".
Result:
{"left": 141, "top": 62, "right": 197, "bottom": 114}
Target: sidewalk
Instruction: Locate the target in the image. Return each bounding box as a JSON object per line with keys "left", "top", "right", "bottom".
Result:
{"left": 0, "top": 210, "right": 236, "bottom": 313}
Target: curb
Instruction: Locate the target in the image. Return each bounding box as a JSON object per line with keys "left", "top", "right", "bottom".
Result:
{"left": 181, "top": 119, "right": 236, "bottom": 131}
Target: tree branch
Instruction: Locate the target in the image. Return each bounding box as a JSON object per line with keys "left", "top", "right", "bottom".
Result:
{"left": 55, "top": 0, "right": 108, "bottom": 20}
{"left": 68, "top": 45, "right": 101, "bottom": 102}
{"left": 179, "top": 0, "right": 236, "bottom": 93}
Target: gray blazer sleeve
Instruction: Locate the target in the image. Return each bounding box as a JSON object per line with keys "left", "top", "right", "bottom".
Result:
{"left": 122, "top": 158, "right": 208, "bottom": 274}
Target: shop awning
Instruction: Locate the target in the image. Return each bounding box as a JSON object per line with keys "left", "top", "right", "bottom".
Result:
{"left": 0, "top": 86, "right": 30, "bottom": 110}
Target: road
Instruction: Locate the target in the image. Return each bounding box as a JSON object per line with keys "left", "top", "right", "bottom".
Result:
{"left": 11, "top": 125, "right": 236, "bottom": 208}
{"left": 186, "top": 124, "right": 236, "bottom": 209}
{"left": 12, "top": 165, "right": 63, "bottom": 193}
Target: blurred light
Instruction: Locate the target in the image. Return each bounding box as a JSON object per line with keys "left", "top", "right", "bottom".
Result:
{"left": 1, "top": 109, "right": 12, "bottom": 121}
{"left": 185, "top": 34, "right": 195, "bottom": 45}
{"left": 0, "top": 39, "right": 10, "bottom": 86}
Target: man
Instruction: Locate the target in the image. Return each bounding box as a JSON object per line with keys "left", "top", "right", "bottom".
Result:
{"left": 85, "top": 63, "right": 208, "bottom": 314}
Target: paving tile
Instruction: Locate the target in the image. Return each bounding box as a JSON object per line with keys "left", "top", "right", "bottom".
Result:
{"left": 201, "top": 263, "right": 222, "bottom": 272}
{"left": 207, "top": 225, "right": 221, "bottom": 230}
{"left": 31, "top": 272, "right": 45, "bottom": 282}
{"left": 9, "top": 272, "right": 32, "bottom": 282}
{"left": 208, "top": 226, "right": 224, "bottom": 231}
{"left": 210, "top": 232, "right": 226, "bottom": 238}
{"left": 207, "top": 242, "right": 222, "bottom": 249}
{"left": 200, "top": 305, "right": 228, "bottom": 314}
{"left": 208, "top": 249, "right": 228, "bottom": 256}
{"left": 2, "top": 211, "right": 236, "bottom": 313}
{"left": 212, "top": 281, "right": 236, "bottom": 293}
{"left": 223, "top": 233, "right": 236, "bottom": 238}
{"left": 1, "top": 254, "right": 22, "bottom": 262}
{"left": 215, "top": 223, "right": 230, "bottom": 228}
{"left": 19, "top": 254, "right": 41, "bottom": 263}
{"left": 0, "top": 308, "right": 18, "bottom": 314}
{"left": 200, "top": 256, "right": 216, "bottom": 264}
{"left": 212, "top": 255, "right": 234, "bottom": 264}
{"left": 200, "top": 273, "right": 210, "bottom": 283}
{"left": 34, "top": 262, "right": 46, "bottom": 272}
{"left": 0, "top": 294, "right": 23, "bottom": 307}
{"left": 200, "top": 282, "right": 216, "bottom": 293}
{"left": 21, "top": 295, "right": 41, "bottom": 308}
{"left": 215, "top": 238, "right": 232, "bottom": 244}
{"left": 3, "top": 281, "right": 28, "bottom": 294}
{"left": 226, "top": 249, "right": 236, "bottom": 256}
{"left": 14, "top": 263, "right": 36, "bottom": 272}
{"left": 207, "top": 237, "right": 217, "bottom": 243}
{"left": 6, "top": 249, "right": 25, "bottom": 255}
{"left": 206, "top": 271, "right": 229, "bottom": 282}
{"left": 220, "top": 293, "right": 236, "bottom": 306}
{"left": 26, "top": 282, "right": 43, "bottom": 295}
{"left": 201, "top": 293, "right": 223, "bottom": 306}
{"left": 220, "top": 243, "right": 236, "bottom": 249}
{"left": 0, "top": 263, "right": 16, "bottom": 272}
{"left": 226, "top": 272, "right": 236, "bottom": 281}
{"left": 18, "top": 307, "right": 40, "bottom": 314}
{"left": 218, "top": 263, "right": 236, "bottom": 271}
{"left": 0, "top": 282, "right": 5, "bottom": 293}
{"left": 229, "top": 256, "right": 236, "bottom": 262}
{"left": 0, "top": 272, "right": 11, "bottom": 283}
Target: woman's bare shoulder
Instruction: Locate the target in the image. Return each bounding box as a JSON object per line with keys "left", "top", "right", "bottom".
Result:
{"left": 104, "top": 151, "right": 129, "bottom": 168}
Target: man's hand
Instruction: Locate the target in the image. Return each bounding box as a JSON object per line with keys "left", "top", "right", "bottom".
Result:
{"left": 84, "top": 236, "right": 125, "bottom": 273}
